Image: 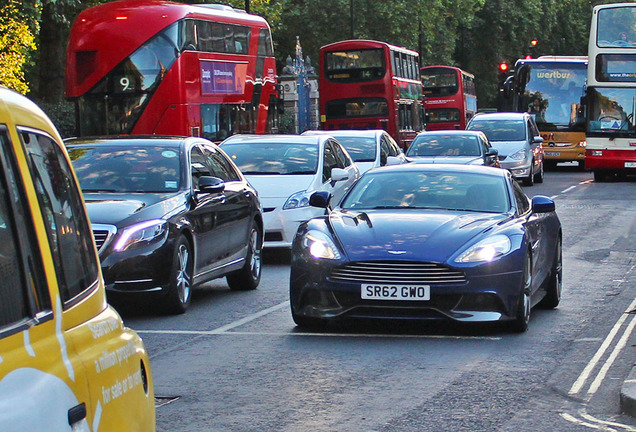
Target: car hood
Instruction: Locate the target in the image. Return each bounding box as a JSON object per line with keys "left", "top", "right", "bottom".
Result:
{"left": 408, "top": 156, "right": 482, "bottom": 165}
{"left": 329, "top": 209, "right": 508, "bottom": 262}
{"left": 246, "top": 175, "right": 316, "bottom": 203}
{"left": 489, "top": 141, "right": 526, "bottom": 157}
{"left": 355, "top": 161, "right": 375, "bottom": 173}
{"left": 83, "top": 192, "right": 185, "bottom": 226}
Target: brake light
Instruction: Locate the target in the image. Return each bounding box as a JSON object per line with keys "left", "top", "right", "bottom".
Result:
{"left": 115, "top": 16, "right": 128, "bottom": 20}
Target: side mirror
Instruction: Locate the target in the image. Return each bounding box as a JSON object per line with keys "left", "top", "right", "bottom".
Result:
{"left": 331, "top": 168, "right": 349, "bottom": 182}
{"left": 487, "top": 148, "right": 498, "bottom": 156}
{"left": 533, "top": 136, "right": 544, "bottom": 145}
{"left": 309, "top": 191, "right": 331, "bottom": 208}
{"left": 386, "top": 156, "right": 403, "bottom": 166}
{"left": 197, "top": 176, "right": 225, "bottom": 194}
{"left": 531, "top": 195, "right": 555, "bottom": 213}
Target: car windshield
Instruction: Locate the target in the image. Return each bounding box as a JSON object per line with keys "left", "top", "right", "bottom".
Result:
{"left": 67, "top": 145, "right": 181, "bottom": 193}
{"left": 222, "top": 142, "right": 318, "bottom": 175}
{"left": 330, "top": 136, "right": 377, "bottom": 162}
{"left": 407, "top": 135, "right": 480, "bottom": 157}
{"left": 341, "top": 170, "right": 510, "bottom": 213}
{"left": 467, "top": 119, "right": 526, "bottom": 141}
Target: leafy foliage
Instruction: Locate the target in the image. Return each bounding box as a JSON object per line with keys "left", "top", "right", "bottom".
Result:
{"left": 10, "top": 0, "right": 623, "bottom": 120}
{"left": 0, "top": 0, "right": 39, "bottom": 93}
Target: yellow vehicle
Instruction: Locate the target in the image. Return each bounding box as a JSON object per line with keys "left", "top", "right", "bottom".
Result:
{"left": 0, "top": 87, "right": 155, "bottom": 431}
{"left": 504, "top": 56, "right": 588, "bottom": 169}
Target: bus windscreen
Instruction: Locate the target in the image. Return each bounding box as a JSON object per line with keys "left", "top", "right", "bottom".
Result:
{"left": 521, "top": 63, "right": 587, "bottom": 130}
{"left": 324, "top": 49, "right": 385, "bottom": 82}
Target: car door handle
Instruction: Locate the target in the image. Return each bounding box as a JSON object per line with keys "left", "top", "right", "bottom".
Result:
{"left": 68, "top": 402, "right": 86, "bottom": 426}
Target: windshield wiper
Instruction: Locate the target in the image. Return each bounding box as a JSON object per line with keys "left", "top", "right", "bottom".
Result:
{"left": 285, "top": 170, "right": 315, "bottom": 175}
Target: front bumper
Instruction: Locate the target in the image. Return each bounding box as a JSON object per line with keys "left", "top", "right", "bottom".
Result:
{"left": 290, "top": 257, "right": 525, "bottom": 324}
{"left": 262, "top": 206, "right": 326, "bottom": 248}
{"left": 100, "top": 236, "right": 174, "bottom": 295}
{"left": 501, "top": 158, "right": 532, "bottom": 179}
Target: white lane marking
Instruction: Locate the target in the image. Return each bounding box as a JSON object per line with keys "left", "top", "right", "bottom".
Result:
{"left": 581, "top": 411, "right": 636, "bottom": 431}
{"left": 588, "top": 313, "right": 636, "bottom": 394}
{"left": 138, "top": 301, "right": 290, "bottom": 336}
{"left": 560, "top": 412, "right": 616, "bottom": 430}
{"left": 561, "top": 186, "right": 577, "bottom": 194}
{"left": 137, "top": 329, "right": 500, "bottom": 340}
{"left": 208, "top": 301, "right": 290, "bottom": 334}
{"left": 569, "top": 296, "right": 636, "bottom": 395}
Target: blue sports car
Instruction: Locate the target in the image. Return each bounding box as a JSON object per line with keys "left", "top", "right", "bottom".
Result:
{"left": 289, "top": 164, "right": 562, "bottom": 332}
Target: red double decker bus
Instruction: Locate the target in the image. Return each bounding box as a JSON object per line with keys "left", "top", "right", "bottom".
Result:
{"left": 319, "top": 40, "right": 424, "bottom": 149}
{"left": 420, "top": 66, "right": 477, "bottom": 130}
{"left": 65, "top": 0, "right": 279, "bottom": 140}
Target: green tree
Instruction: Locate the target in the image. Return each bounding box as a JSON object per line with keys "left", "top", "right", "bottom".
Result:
{"left": 0, "top": 0, "right": 39, "bottom": 94}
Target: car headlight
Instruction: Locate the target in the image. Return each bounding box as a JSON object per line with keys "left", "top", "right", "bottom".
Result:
{"left": 508, "top": 149, "right": 527, "bottom": 161}
{"left": 455, "top": 234, "right": 511, "bottom": 263}
{"left": 114, "top": 219, "right": 168, "bottom": 252}
{"left": 302, "top": 230, "right": 341, "bottom": 260}
{"left": 283, "top": 190, "right": 311, "bottom": 210}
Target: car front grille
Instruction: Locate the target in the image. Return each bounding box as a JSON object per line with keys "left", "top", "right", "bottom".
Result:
{"left": 329, "top": 261, "right": 466, "bottom": 285}
{"left": 91, "top": 224, "right": 117, "bottom": 253}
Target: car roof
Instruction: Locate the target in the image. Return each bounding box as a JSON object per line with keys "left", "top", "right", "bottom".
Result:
{"left": 415, "top": 130, "right": 484, "bottom": 138}
{"left": 470, "top": 112, "right": 530, "bottom": 121}
{"left": 301, "top": 129, "right": 383, "bottom": 138}
{"left": 64, "top": 135, "right": 200, "bottom": 149}
{"left": 220, "top": 134, "right": 324, "bottom": 146}
{"left": 370, "top": 163, "right": 506, "bottom": 178}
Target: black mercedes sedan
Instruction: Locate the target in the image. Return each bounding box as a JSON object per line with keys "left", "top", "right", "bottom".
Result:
{"left": 66, "top": 136, "right": 263, "bottom": 314}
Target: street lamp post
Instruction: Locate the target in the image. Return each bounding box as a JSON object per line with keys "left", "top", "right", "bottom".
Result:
{"left": 350, "top": 0, "right": 354, "bottom": 39}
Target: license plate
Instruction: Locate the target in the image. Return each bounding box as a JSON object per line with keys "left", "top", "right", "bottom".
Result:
{"left": 361, "top": 284, "right": 430, "bottom": 301}
{"left": 626, "top": 162, "right": 636, "bottom": 168}
{"left": 545, "top": 152, "right": 560, "bottom": 157}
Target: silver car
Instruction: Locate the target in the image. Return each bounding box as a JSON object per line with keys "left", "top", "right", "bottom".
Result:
{"left": 466, "top": 112, "right": 545, "bottom": 186}
{"left": 301, "top": 129, "right": 406, "bottom": 173}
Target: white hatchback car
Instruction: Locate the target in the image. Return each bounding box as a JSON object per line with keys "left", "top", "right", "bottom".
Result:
{"left": 220, "top": 134, "right": 360, "bottom": 248}
{"left": 301, "top": 129, "right": 406, "bottom": 173}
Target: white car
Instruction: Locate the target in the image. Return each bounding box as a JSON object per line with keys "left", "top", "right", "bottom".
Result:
{"left": 302, "top": 129, "right": 406, "bottom": 173}
{"left": 220, "top": 134, "right": 360, "bottom": 248}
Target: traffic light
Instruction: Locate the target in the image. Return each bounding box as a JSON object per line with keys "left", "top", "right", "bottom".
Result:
{"left": 527, "top": 39, "right": 538, "bottom": 58}
{"left": 498, "top": 62, "right": 509, "bottom": 86}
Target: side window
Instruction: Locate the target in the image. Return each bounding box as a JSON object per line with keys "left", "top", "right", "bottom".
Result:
{"left": 513, "top": 181, "right": 530, "bottom": 214}
{"left": 0, "top": 128, "right": 50, "bottom": 327}
{"left": 204, "top": 145, "right": 240, "bottom": 182}
{"left": 384, "top": 135, "right": 400, "bottom": 157}
{"left": 331, "top": 140, "right": 350, "bottom": 168}
{"left": 379, "top": 137, "right": 390, "bottom": 165}
{"left": 191, "top": 146, "right": 214, "bottom": 189}
{"left": 322, "top": 143, "right": 338, "bottom": 182}
{"left": 526, "top": 120, "right": 534, "bottom": 141}
{"left": 21, "top": 130, "right": 99, "bottom": 306}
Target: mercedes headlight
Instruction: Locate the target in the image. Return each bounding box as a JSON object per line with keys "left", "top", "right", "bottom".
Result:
{"left": 114, "top": 219, "right": 168, "bottom": 251}
{"left": 455, "top": 234, "right": 511, "bottom": 263}
{"left": 302, "top": 230, "right": 341, "bottom": 260}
